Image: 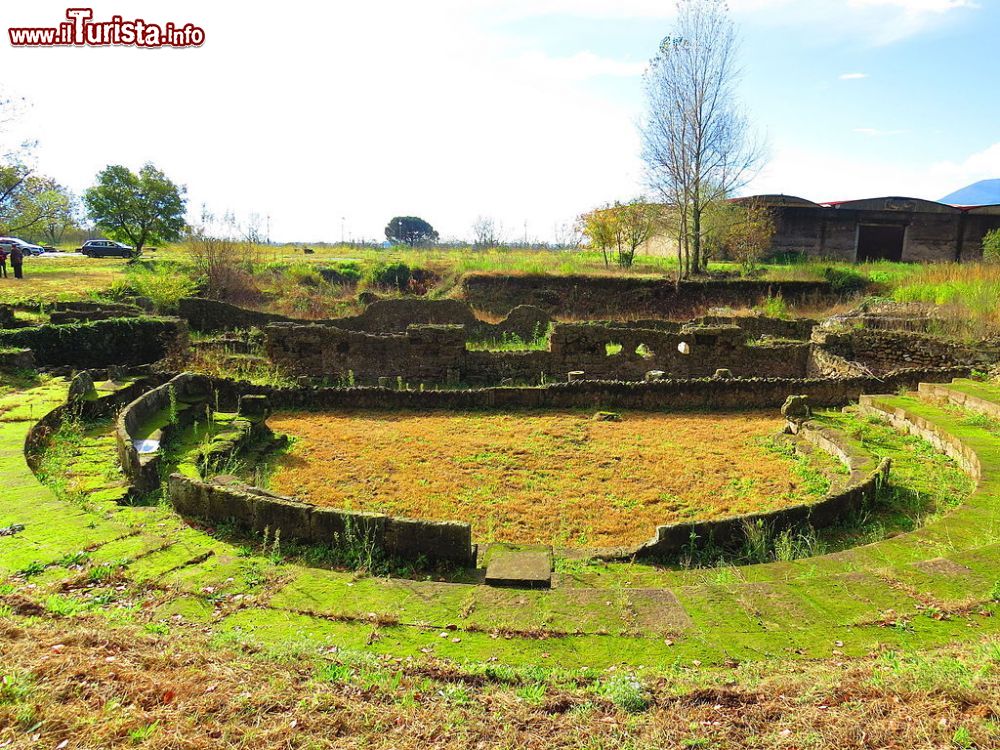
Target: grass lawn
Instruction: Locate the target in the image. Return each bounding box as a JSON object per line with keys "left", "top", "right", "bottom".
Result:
{"left": 266, "top": 410, "right": 836, "bottom": 548}
{"left": 0, "top": 255, "right": 125, "bottom": 305}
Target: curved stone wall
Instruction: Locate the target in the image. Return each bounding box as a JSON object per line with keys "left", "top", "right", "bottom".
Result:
{"left": 167, "top": 474, "right": 476, "bottom": 566}
{"left": 264, "top": 320, "right": 814, "bottom": 385}
{"left": 159, "top": 376, "right": 918, "bottom": 566}
{"left": 115, "top": 373, "right": 213, "bottom": 494}
{"left": 25, "top": 375, "right": 150, "bottom": 474}
{"left": 461, "top": 273, "right": 837, "bottom": 316}
{"left": 624, "top": 422, "right": 890, "bottom": 560}
{"left": 203, "top": 366, "right": 970, "bottom": 414}
{"left": 178, "top": 296, "right": 551, "bottom": 341}
{"left": 859, "top": 395, "right": 983, "bottom": 480}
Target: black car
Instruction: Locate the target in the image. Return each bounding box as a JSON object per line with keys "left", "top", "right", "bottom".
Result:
{"left": 80, "top": 239, "right": 135, "bottom": 258}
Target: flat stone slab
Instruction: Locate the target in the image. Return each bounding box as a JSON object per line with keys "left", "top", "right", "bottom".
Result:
{"left": 485, "top": 547, "right": 553, "bottom": 589}
{"left": 134, "top": 438, "right": 160, "bottom": 455}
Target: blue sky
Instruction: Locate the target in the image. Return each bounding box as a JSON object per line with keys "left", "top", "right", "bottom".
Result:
{"left": 1, "top": 0, "right": 997, "bottom": 242}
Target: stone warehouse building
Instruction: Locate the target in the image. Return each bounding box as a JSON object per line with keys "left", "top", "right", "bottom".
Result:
{"left": 738, "top": 194, "right": 1000, "bottom": 263}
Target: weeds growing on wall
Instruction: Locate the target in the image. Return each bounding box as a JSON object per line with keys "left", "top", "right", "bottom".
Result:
{"left": 739, "top": 518, "right": 826, "bottom": 564}
{"left": 756, "top": 292, "right": 789, "bottom": 319}
{"left": 181, "top": 344, "right": 298, "bottom": 388}
{"left": 466, "top": 322, "right": 553, "bottom": 352}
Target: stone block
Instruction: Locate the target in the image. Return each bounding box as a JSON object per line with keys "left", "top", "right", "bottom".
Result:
{"left": 781, "top": 394, "right": 812, "bottom": 422}
{"left": 485, "top": 547, "right": 553, "bottom": 589}
{"left": 207, "top": 485, "right": 258, "bottom": 529}
{"left": 238, "top": 394, "right": 270, "bottom": 419}
{"left": 68, "top": 371, "right": 96, "bottom": 401}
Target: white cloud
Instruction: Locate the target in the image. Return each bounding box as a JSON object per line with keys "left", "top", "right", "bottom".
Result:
{"left": 839, "top": 72, "right": 870, "bottom": 80}
{"left": 736, "top": 0, "right": 977, "bottom": 44}
{"left": 0, "top": 0, "right": 984, "bottom": 242}
{"left": 748, "top": 141, "right": 1000, "bottom": 203}
{"left": 512, "top": 51, "right": 646, "bottom": 81}
{"left": 1, "top": 1, "right": 647, "bottom": 243}
{"left": 852, "top": 127, "right": 907, "bottom": 136}
{"left": 846, "top": 0, "right": 977, "bottom": 12}
{"left": 928, "top": 142, "right": 1000, "bottom": 191}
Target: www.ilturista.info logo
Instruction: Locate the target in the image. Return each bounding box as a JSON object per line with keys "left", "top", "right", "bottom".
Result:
{"left": 9, "top": 8, "right": 204, "bottom": 48}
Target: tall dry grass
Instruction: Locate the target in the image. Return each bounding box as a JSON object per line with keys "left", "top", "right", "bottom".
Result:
{"left": 889, "top": 263, "right": 1000, "bottom": 337}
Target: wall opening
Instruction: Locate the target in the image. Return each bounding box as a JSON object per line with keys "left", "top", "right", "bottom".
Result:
{"left": 856, "top": 224, "right": 905, "bottom": 262}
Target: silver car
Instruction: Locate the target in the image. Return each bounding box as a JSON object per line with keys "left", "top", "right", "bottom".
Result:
{"left": 0, "top": 237, "right": 45, "bottom": 256}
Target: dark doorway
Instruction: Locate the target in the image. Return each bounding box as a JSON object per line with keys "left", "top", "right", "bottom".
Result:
{"left": 856, "top": 224, "right": 905, "bottom": 262}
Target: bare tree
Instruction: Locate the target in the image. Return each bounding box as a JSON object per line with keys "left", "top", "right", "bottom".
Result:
{"left": 188, "top": 208, "right": 263, "bottom": 305}
{"left": 471, "top": 215, "right": 504, "bottom": 249}
{"left": 641, "top": 0, "right": 763, "bottom": 277}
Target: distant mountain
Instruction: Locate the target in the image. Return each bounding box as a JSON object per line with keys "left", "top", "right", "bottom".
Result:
{"left": 939, "top": 179, "right": 1000, "bottom": 206}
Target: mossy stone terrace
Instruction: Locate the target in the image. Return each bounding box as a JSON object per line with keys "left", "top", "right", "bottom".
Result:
{"left": 5, "top": 372, "right": 1000, "bottom": 666}
{"left": 1, "top": 290, "right": 1000, "bottom": 749}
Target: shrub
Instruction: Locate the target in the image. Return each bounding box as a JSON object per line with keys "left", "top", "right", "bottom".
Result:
{"left": 317, "top": 262, "right": 363, "bottom": 285}
{"left": 188, "top": 231, "right": 263, "bottom": 304}
{"left": 823, "top": 266, "right": 867, "bottom": 295}
{"left": 757, "top": 292, "right": 789, "bottom": 319}
{"left": 125, "top": 267, "right": 198, "bottom": 312}
{"left": 364, "top": 261, "right": 411, "bottom": 291}
{"left": 286, "top": 263, "right": 323, "bottom": 287}
{"left": 984, "top": 228, "right": 1000, "bottom": 264}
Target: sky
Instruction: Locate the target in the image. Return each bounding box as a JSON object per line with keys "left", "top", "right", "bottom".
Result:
{"left": 1, "top": 0, "right": 998, "bottom": 243}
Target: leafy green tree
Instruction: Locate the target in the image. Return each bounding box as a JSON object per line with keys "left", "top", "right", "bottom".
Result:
{"left": 84, "top": 163, "right": 187, "bottom": 254}
{"left": 580, "top": 200, "right": 663, "bottom": 268}
{"left": 0, "top": 172, "right": 77, "bottom": 241}
{"left": 718, "top": 198, "right": 775, "bottom": 276}
{"left": 36, "top": 182, "right": 79, "bottom": 246}
{"left": 385, "top": 216, "right": 438, "bottom": 247}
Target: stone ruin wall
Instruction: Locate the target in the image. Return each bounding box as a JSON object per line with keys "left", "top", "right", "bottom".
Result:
{"left": 460, "top": 274, "right": 837, "bottom": 317}
{"left": 812, "top": 327, "right": 997, "bottom": 376}
{"left": 264, "top": 321, "right": 814, "bottom": 385}
{"left": 178, "top": 296, "right": 551, "bottom": 341}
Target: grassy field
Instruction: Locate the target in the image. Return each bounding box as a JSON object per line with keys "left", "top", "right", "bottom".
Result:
{"left": 7, "top": 243, "right": 1000, "bottom": 337}
{"left": 3, "top": 369, "right": 998, "bottom": 748}
{"left": 266, "top": 410, "right": 836, "bottom": 547}
{"left": 0, "top": 255, "right": 125, "bottom": 305}
{"left": 2, "top": 608, "right": 998, "bottom": 750}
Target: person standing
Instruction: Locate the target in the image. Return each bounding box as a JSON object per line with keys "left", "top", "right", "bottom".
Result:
{"left": 9, "top": 243, "right": 23, "bottom": 279}
{"left": 0, "top": 243, "right": 8, "bottom": 278}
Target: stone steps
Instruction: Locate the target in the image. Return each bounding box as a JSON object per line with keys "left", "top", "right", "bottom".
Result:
{"left": 5, "top": 376, "right": 1000, "bottom": 669}
{"left": 917, "top": 378, "right": 1000, "bottom": 419}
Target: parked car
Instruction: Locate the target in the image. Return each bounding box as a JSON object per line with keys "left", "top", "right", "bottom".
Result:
{"left": 79, "top": 239, "right": 135, "bottom": 258}
{"left": 0, "top": 237, "right": 45, "bottom": 256}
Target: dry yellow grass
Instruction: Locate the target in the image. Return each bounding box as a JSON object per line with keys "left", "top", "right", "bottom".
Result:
{"left": 267, "top": 410, "right": 817, "bottom": 547}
